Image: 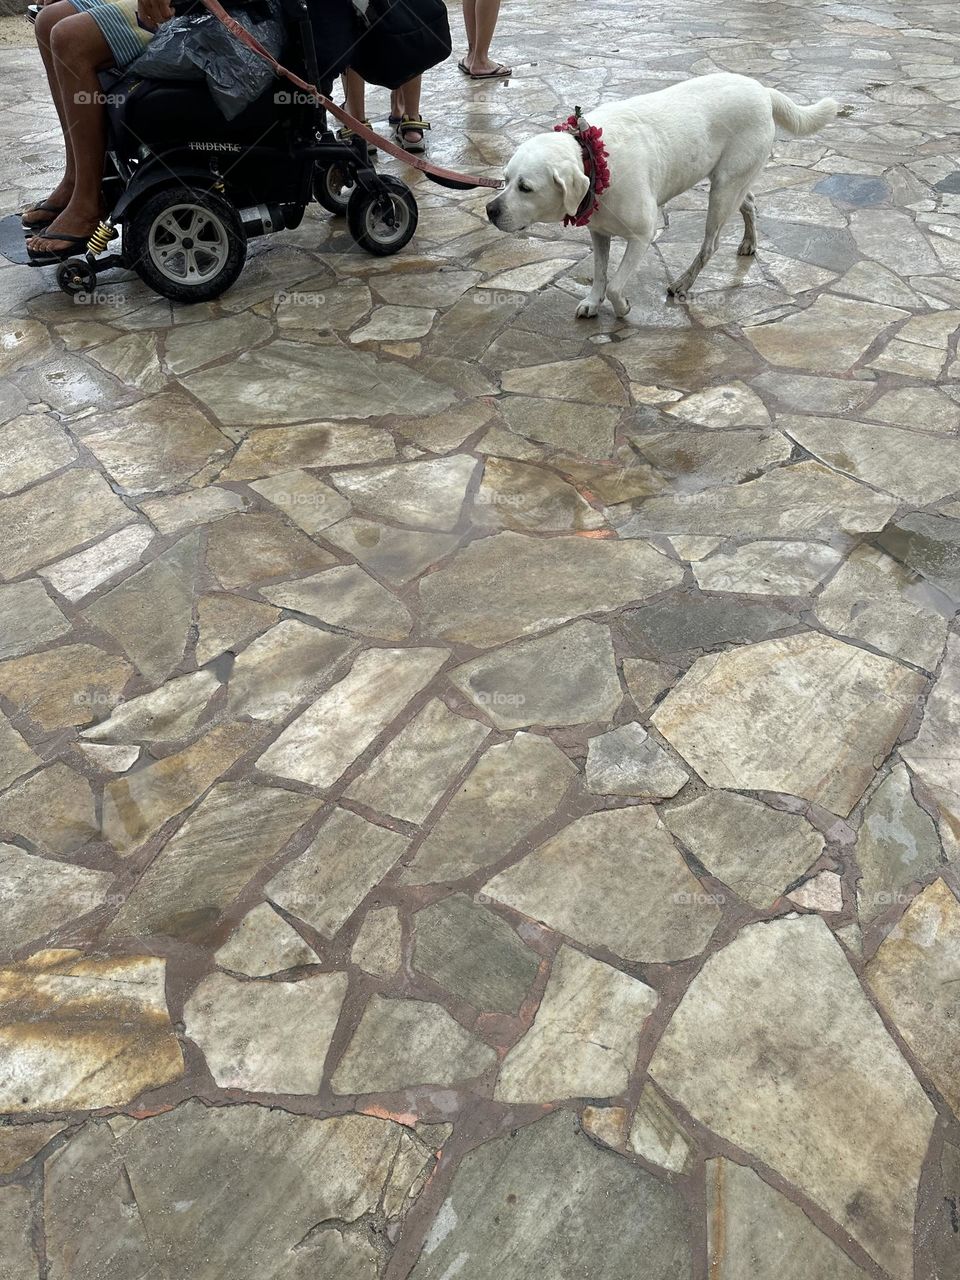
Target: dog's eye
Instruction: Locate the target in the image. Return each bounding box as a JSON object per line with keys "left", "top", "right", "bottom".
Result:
{"left": 518, "top": 181, "right": 534, "bottom": 193}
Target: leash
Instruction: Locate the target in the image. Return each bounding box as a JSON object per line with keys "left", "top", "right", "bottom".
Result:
{"left": 199, "top": 0, "right": 502, "bottom": 191}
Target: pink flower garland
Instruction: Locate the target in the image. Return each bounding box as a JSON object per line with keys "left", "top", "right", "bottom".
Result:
{"left": 553, "top": 107, "right": 611, "bottom": 226}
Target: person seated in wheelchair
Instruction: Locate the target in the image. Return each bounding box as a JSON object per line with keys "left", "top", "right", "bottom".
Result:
{"left": 23, "top": 0, "right": 170, "bottom": 263}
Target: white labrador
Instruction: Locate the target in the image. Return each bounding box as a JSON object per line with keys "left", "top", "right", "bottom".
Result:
{"left": 486, "top": 72, "right": 839, "bottom": 317}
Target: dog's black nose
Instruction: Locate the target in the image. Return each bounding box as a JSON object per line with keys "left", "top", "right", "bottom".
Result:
{"left": 485, "top": 198, "right": 500, "bottom": 223}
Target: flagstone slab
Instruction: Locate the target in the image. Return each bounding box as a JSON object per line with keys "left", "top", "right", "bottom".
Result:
{"left": 413, "top": 894, "right": 539, "bottom": 1014}
{"left": 329, "top": 456, "right": 478, "bottom": 532}
{"left": 280, "top": 1230, "right": 379, "bottom": 1280}
{"left": 0, "top": 413, "right": 76, "bottom": 495}
{"left": 649, "top": 915, "right": 936, "bottom": 1280}
{"left": 324, "top": 516, "right": 459, "bottom": 585}
{"left": 485, "top": 806, "right": 720, "bottom": 963}
{"left": 877, "top": 512, "right": 960, "bottom": 600}
{"left": 0, "top": 467, "right": 133, "bottom": 578}
{"left": 39, "top": 523, "right": 154, "bottom": 602}
{"left": 78, "top": 743, "right": 140, "bottom": 773}
{"left": 266, "top": 807, "right": 409, "bottom": 939}
{"left": 663, "top": 791, "right": 823, "bottom": 909}
{"left": 857, "top": 765, "right": 942, "bottom": 924}
{"left": 611, "top": 329, "right": 754, "bottom": 390}
{"left": 346, "top": 697, "right": 488, "bottom": 824}
{"left": 931, "top": 1137, "right": 960, "bottom": 1279}
{"left": 901, "top": 634, "right": 960, "bottom": 858}
{"left": 0, "top": 579, "right": 70, "bottom": 658}
{"left": 249, "top": 470, "right": 350, "bottom": 535}
{"left": 618, "top": 461, "right": 898, "bottom": 539}
{"left": 408, "top": 1111, "right": 692, "bottom": 1280}
{"left": 222, "top": 422, "right": 396, "bottom": 480}
{"left": 82, "top": 533, "right": 200, "bottom": 683}
{"left": 448, "top": 620, "right": 622, "bottom": 729}
{"left": 620, "top": 594, "right": 797, "bottom": 656}
{"left": 0, "top": 1183, "right": 39, "bottom": 1277}
{"left": 744, "top": 295, "right": 906, "bottom": 372}
{"left": 0, "top": 713, "right": 40, "bottom": 792}
{"left": 496, "top": 946, "right": 657, "bottom": 1102}
{"left": 652, "top": 633, "right": 924, "bottom": 815}
{"left": 787, "top": 869, "right": 844, "bottom": 912}
{"left": 260, "top": 567, "right": 413, "bottom": 640}
{"left": 665, "top": 382, "right": 771, "bottom": 429}
{"left": 622, "top": 657, "right": 675, "bottom": 712}
{"left": 351, "top": 907, "right": 402, "bottom": 976}
{"left": 850, "top": 207, "right": 941, "bottom": 275}
{"left": 749, "top": 370, "right": 875, "bottom": 416}
{"left": 782, "top": 414, "right": 960, "bottom": 505}
{"left": 499, "top": 396, "right": 620, "bottom": 458}
{"left": 256, "top": 646, "right": 447, "bottom": 788}
{"left": 205, "top": 512, "right": 334, "bottom": 589}
{"left": 0, "top": 1122, "right": 66, "bottom": 1175}
{"left": 184, "top": 970, "right": 348, "bottom": 1093}
{"left": 693, "top": 541, "right": 842, "bottom": 596}
{"left": 0, "top": 765, "right": 97, "bottom": 854}
{"left": 585, "top": 723, "right": 688, "bottom": 798}
{"left": 866, "top": 879, "right": 960, "bottom": 1117}
{"left": 224, "top": 620, "right": 358, "bottom": 721}
{"left": 102, "top": 722, "right": 262, "bottom": 857}
{"left": 331, "top": 994, "right": 496, "bottom": 1093}
{"left": 627, "top": 428, "right": 791, "bottom": 492}
{"left": 0, "top": 844, "right": 113, "bottom": 955}
{"left": 866, "top": 386, "right": 960, "bottom": 435}
{"left": 0, "top": 949, "right": 183, "bottom": 1112}
{"left": 77, "top": 393, "right": 230, "bottom": 495}
{"left": 215, "top": 902, "right": 317, "bottom": 976}
{"left": 163, "top": 311, "right": 273, "bottom": 374}
{"left": 183, "top": 340, "right": 457, "bottom": 422}
{"left": 139, "top": 487, "right": 244, "bottom": 535}
{"left": 816, "top": 545, "right": 949, "bottom": 669}
{"left": 629, "top": 1084, "right": 692, "bottom": 1173}
{"left": 474, "top": 457, "right": 606, "bottom": 532}
{"left": 196, "top": 593, "right": 280, "bottom": 664}
{"left": 82, "top": 669, "right": 216, "bottom": 743}
{"left": 500, "top": 356, "right": 627, "bottom": 405}
{"left": 706, "top": 1157, "right": 870, "bottom": 1279}
{"left": 419, "top": 530, "right": 682, "bottom": 647}
{"left": 43, "top": 1103, "right": 432, "bottom": 1280}
{"left": 108, "top": 780, "right": 318, "bottom": 939}
{"left": 401, "top": 733, "right": 577, "bottom": 885}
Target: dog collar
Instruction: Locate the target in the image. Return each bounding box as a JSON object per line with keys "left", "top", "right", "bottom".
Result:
{"left": 553, "top": 105, "right": 610, "bottom": 226}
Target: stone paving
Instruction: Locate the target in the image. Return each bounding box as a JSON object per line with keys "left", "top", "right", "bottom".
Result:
{"left": 1, "top": 0, "right": 960, "bottom": 1276}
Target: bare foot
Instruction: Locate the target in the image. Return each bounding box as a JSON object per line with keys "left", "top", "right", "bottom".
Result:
{"left": 27, "top": 202, "right": 101, "bottom": 255}
{"left": 21, "top": 180, "right": 74, "bottom": 227}
{"left": 466, "top": 56, "right": 511, "bottom": 77}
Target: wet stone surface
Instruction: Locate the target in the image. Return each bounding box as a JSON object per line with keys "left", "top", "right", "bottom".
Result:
{"left": 2, "top": 0, "right": 960, "bottom": 1273}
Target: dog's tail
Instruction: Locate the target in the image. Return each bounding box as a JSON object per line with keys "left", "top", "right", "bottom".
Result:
{"left": 768, "top": 87, "right": 839, "bottom": 136}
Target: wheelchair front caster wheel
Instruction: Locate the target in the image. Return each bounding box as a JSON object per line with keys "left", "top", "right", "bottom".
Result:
{"left": 56, "top": 257, "right": 97, "bottom": 296}
{"left": 347, "top": 176, "right": 418, "bottom": 256}
{"left": 314, "top": 160, "right": 356, "bottom": 217}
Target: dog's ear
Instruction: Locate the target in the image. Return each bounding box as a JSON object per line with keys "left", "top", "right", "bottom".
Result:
{"left": 552, "top": 160, "right": 591, "bottom": 216}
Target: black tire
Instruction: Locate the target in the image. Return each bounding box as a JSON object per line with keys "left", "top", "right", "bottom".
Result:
{"left": 346, "top": 176, "right": 418, "bottom": 256}
{"left": 314, "top": 160, "right": 356, "bottom": 217}
{"left": 125, "top": 185, "right": 246, "bottom": 303}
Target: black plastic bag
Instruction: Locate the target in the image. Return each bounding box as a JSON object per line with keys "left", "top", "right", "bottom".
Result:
{"left": 350, "top": 0, "right": 451, "bottom": 89}
{"left": 129, "top": 0, "right": 285, "bottom": 120}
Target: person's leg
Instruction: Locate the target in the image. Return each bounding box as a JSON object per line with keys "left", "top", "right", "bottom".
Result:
{"left": 460, "top": 0, "right": 477, "bottom": 68}
{"left": 28, "top": 11, "right": 112, "bottom": 253}
{"left": 394, "top": 76, "right": 426, "bottom": 152}
{"left": 467, "top": 0, "right": 509, "bottom": 76}
{"left": 23, "top": 0, "right": 83, "bottom": 226}
{"left": 342, "top": 67, "right": 366, "bottom": 120}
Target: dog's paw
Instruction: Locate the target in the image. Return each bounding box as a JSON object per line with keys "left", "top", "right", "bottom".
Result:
{"left": 666, "top": 281, "right": 688, "bottom": 301}
{"left": 737, "top": 239, "right": 757, "bottom": 257}
{"left": 575, "top": 298, "right": 600, "bottom": 319}
{"left": 609, "top": 292, "right": 631, "bottom": 318}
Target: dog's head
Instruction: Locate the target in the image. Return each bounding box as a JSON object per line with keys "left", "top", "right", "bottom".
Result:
{"left": 486, "top": 133, "right": 590, "bottom": 232}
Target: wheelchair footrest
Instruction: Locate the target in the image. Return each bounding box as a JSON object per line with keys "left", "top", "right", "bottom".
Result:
{"left": 0, "top": 212, "right": 35, "bottom": 266}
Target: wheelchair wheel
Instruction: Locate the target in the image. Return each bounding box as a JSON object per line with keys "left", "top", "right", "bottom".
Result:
{"left": 347, "top": 177, "right": 417, "bottom": 256}
{"left": 126, "top": 186, "right": 246, "bottom": 303}
{"left": 314, "top": 160, "right": 356, "bottom": 217}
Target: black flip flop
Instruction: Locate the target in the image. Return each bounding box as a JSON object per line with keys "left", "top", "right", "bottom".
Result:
{"left": 27, "top": 232, "right": 92, "bottom": 265}
{"left": 466, "top": 64, "right": 511, "bottom": 79}
{"left": 21, "top": 202, "right": 67, "bottom": 232}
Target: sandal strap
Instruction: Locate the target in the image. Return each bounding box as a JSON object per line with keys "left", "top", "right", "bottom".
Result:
{"left": 400, "top": 116, "right": 430, "bottom": 130}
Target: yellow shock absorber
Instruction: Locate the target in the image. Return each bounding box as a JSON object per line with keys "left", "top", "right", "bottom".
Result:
{"left": 86, "top": 221, "right": 117, "bottom": 256}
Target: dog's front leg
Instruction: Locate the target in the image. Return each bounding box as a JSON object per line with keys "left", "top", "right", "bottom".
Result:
{"left": 606, "top": 237, "right": 649, "bottom": 319}
{"left": 576, "top": 230, "right": 611, "bottom": 318}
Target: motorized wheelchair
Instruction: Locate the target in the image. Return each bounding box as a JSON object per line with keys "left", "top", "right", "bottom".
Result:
{"left": 7, "top": 0, "right": 418, "bottom": 302}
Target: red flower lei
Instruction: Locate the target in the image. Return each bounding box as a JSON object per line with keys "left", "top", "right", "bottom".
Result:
{"left": 553, "top": 105, "right": 611, "bottom": 226}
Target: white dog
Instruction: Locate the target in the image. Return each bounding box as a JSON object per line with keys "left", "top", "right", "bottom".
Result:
{"left": 486, "top": 73, "right": 839, "bottom": 317}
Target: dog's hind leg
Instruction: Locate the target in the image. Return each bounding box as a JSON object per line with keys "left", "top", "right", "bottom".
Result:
{"left": 738, "top": 191, "right": 758, "bottom": 257}
{"left": 576, "top": 230, "right": 612, "bottom": 318}
{"left": 606, "top": 236, "right": 650, "bottom": 319}
{"left": 668, "top": 173, "right": 752, "bottom": 300}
